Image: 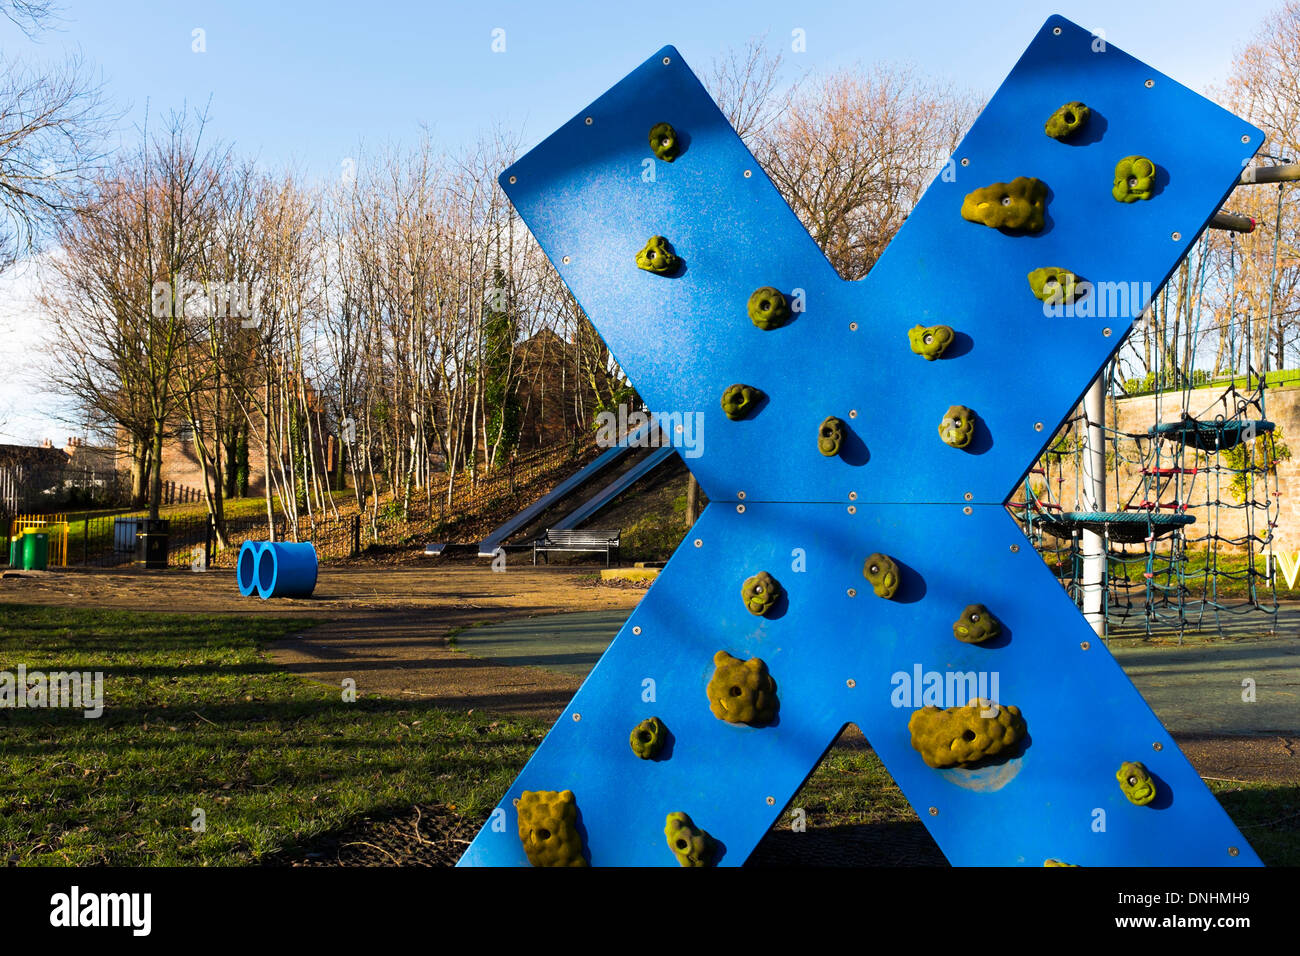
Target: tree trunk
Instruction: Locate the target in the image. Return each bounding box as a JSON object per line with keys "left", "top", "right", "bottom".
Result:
{"left": 129, "top": 433, "right": 150, "bottom": 508}
{"left": 147, "top": 418, "right": 165, "bottom": 519}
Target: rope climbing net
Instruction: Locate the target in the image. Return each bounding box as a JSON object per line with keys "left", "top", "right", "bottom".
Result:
{"left": 1014, "top": 182, "right": 1291, "bottom": 640}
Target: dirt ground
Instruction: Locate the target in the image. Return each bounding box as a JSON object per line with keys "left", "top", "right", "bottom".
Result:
{"left": 268, "top": 796, "right": 951, "bottom": 868}
{"left": 0, "top": 562, "right": 640, "bottom": 719}
{"left": 0, "top": 561, "right": 638, "bottom": 618}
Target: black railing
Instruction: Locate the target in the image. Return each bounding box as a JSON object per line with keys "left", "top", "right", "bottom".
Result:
{"left": 49, "top": 511, "right": 365, "bottom": 570}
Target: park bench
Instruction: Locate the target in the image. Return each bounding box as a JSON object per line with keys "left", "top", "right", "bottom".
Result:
{"left": 532, "top": 528, "right": 621, "bottom": 566}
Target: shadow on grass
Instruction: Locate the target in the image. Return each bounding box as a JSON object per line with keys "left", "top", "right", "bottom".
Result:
{"left": 1214, "top": 785, "right": 1300, "bottom": 866}
{"left": 749, "top": 821, "right": 947, "bottom": 867}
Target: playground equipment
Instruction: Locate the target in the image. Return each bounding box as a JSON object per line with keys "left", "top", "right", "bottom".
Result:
{"left": 236, "top": 540, "right": 318, "bottom": 599}
{"left": 475, "top": 420, "right": 665, "bottom": 557}
{"left": 549, "top": 446, "right": 677, "bottom": 531}
{"left": 1020, "top": 204, "right": 1288, "bottom": 639}
{"left": 460, "top": 16, "right": 1264, "bottom": 866}
{"left": 664, "top": 811, "right": 713, "bottom": 866}
{"left": 721, "top": 383, "right": 763, "bottom": 418}
{"left": 629, "top": 716, "right": 667, "bottom": 759}
{"left": 255, "top": 542, "right": 318, "bottom": 599}
{"left": 514, "top": 790, "right": 585, "bottom": 867}
{"left": 236, "top": 540, "right": 260, "bottom": 596}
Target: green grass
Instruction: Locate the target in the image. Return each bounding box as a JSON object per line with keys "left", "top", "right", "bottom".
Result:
{"left": 1208, "top": 780, "right": 1300, "bottom": 866}
{"left": 0, "top": 604, "right": 543, "bottom": 866}
{"left": 786, "top": 744, "right": 917, "bottom": 826}
{"left": 1038, "top": 547, "right": 1296, "bottom": 601}
{"left": 1123, "top": 368, "right": 1300, "bottom": 398}
{"left": 1, "top": 604, "right": 1293, "bottom": 866}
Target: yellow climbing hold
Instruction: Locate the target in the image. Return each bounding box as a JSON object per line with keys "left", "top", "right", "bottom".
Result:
{"left": 514, "top": 789, "right": 587, "bottom": 866}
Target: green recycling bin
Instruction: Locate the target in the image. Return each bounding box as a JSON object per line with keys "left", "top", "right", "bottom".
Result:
{"left": 7, "top": 532, "right": 21, "bottom": 567}
{"left": 22, "top": 532, "right": 49, "bottom": 571}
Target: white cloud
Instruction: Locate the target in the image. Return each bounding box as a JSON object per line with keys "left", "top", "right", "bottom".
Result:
{"left": 0, "top": 252, "right": 82, "bottom": 446}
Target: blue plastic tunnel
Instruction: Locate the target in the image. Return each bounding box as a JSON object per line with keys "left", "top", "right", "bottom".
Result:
{"left": 255, "top": 542, "right": 318, "bottom": 599}
{"left": 236, "top": 540, "right": 262, "bottom": 597}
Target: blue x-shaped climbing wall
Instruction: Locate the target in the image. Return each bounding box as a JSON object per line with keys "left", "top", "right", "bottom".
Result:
{"left": 459, "top": 15, "right": 1265, "bottom": 866}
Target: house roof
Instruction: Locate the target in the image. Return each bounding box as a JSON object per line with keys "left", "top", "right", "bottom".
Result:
{"left": 0, "top": 444, "right": 69, "bottom": 468}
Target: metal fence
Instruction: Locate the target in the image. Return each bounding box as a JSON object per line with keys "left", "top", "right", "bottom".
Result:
{"left": 38, "top": 511, "right": 365, "bottom": 570}
{"left": 1, "top": 437, "right": 591, "bottom": 570}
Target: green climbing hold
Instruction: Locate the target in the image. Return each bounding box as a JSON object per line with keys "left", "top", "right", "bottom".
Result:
{"left": 862, "top": 552, "right": 900, "bottom": 600}
{"left": 952, "top": 603, "right": 1000, "bottom": 644}
{"left": 706, "top": 650, "right": 779, "bottom": 725}
{"left": 908, "top": 324, "right": 955, "bottom": 361}
{"left": 629, "top": 716, "right": 667, "bottom": 759}
{"left": 665, "top": 811, "right": 714, "bottom": 866}
{"left": 1027, "top": 267, "right": 1084, "bottom": 305}
{"left": 741, "top": 570, "right": 782, "bottom": 616}
{"left": 515, "top": 789, "right": 587, "bottom": 867}
{"left": 909, "top": 698, "right": 1027, "bottom": 768}
{"left": 1112, "top": 156, "right": 1157, "bottom": 202}
{"left": 818, "top": 416, "right": 845, "bottom": 457}
{"left": 649, "top": 122, "right": 679, "bottom": 161}
{"left": 721, "top": 383, "right": 763, "bottom": 420}
{"left": 960, "top": 177, "right": 1047, "bottom": 232}
{"left": 636, "top": 235, "right": 680, "bottom": 274}
{"left": 938, "top": 405, "right": 976, "bottom": 449}
{"left": 1044, "top": 101, "right": 1090, "bottom": 140}
{"left": 1044, "top": 859, "right": 1080, "bottom": 867}
{"left": 747, "top": 286, "right": 791, "bottom": 330}
{"left": 1117, "top": 761, "right": 1158, "bottom": 806}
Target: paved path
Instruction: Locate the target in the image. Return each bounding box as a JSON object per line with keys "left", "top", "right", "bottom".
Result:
{"left": 452, "top": 610, "right": 630, "bottom": 676}
{"left": 457, "top": 607, "right": 1300, "bottom": 737}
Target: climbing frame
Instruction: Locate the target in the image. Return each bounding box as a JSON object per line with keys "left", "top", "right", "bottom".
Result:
{"left": 459, "top": 16, "right": 1264, "bottom": 866}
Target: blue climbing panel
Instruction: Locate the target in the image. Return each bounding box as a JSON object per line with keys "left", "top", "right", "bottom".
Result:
{"left": 460, "top": 15, "right": 1264, "bottom": 866}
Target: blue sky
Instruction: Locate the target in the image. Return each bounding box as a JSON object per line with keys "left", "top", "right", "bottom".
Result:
{"left": 0, "top": 0, "right": 1289, "bottom": 442}
{"left": 3, "top": 0, "right": 1285, "bottom": 182}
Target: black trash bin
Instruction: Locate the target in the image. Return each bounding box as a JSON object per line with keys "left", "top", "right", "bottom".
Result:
{"left": 135, "top": 519, "right": 170, "bottom": 569}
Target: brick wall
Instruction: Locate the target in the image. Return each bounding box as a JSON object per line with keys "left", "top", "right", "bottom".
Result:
{"left": 159, "top": 434, "right": 267, "bottom": 498}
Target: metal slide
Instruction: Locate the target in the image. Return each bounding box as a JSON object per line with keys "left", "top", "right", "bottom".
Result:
{"left": 551, "top": 446, "right": 678, "bottom": 530}
{"left": 476, "top": 422, "right": 657, "bottom": 556}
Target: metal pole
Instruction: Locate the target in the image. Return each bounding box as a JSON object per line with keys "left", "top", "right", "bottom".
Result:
{"left": 1209, "top": 210, "right": 1255, "bottom": 233}
{"left": 1080, "top": 375, "right": 1107, "bottom": 637}
{"left": 1237, "top": 163, "right": 1300, "bottom": 185}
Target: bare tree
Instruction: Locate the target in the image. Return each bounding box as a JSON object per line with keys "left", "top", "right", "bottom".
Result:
{"left": 0, "top": 15, "right": 112, "bottom": 272}
{"left": 1218, "top": 1, "right": 1300, "bottom": 371}
{"left": 1, "top": 1, "right": 60, "bottom": 37}
{"left": 758, "top": 65, "right": 976, "bottom": 280}
{"left": 40, "top": 110, "right": 227, "bottom": 518}
{"left": 707, "top": 37, "right": 791, "bottom": 144}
